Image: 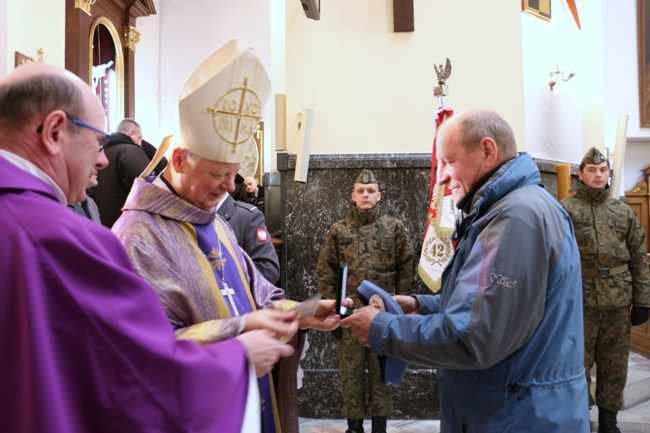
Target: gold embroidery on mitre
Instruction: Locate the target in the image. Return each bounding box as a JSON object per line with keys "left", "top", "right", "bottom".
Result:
{"left": 207, "top": 77, "right": 262, "bottom": 154}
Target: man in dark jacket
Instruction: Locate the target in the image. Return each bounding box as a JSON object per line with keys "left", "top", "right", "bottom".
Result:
{"left": 216, "top": 191, "right": 280, "bottom": 284}
{"left": 93, "top": 119, "right": 167, "bottom": 227}
{"left": 242, "top": 175, "right": 265, "bottom": 213}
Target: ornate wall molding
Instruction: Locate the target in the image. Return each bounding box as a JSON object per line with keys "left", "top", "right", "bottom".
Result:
{"left": 74, "top": 0, "right": 96, "bottom": 16}
{"left": 123, "top": 26, "right": 141, "bottom": 52}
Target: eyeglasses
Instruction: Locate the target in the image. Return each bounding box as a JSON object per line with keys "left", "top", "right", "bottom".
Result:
{"left": 36, "top": 112, "right": 110, "bottom": 152}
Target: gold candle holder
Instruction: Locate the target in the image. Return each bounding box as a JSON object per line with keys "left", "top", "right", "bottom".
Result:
{"left": 556, "top": 163, "right": 571, "bottom": 201}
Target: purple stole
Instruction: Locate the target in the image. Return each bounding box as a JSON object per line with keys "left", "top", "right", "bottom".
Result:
{"left": 193, "top": 221, "right": 277, "bottom": 433}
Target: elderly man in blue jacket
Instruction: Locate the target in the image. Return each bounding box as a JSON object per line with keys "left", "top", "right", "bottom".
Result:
{"left": 342, "top": 109, "right": 590, "bottom": 433}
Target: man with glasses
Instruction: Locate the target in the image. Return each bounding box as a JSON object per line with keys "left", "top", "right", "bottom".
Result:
{"left": 0, "top": 62, "right": 306, "bottom": 433}
{"left": 48, "top": 114, "right": 109, "bottom": 222}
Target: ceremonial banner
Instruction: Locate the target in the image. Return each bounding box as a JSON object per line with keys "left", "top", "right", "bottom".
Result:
{"left": 418, "top": 108, "right": 455, "bottom": 293}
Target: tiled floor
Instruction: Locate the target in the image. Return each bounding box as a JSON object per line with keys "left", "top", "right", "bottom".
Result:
{"left": 298, "top": 418, "right": 440, "bottom": 433}
{"left": 299, "top": 352, "right": 650, "bottom": 433}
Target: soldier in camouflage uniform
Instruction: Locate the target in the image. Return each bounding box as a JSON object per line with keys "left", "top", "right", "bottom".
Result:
{"left": 317, "top": 169, "right": 414, "bottom": 433}
{"left": 561, "top": 147, "right": 650, "bottom": 433}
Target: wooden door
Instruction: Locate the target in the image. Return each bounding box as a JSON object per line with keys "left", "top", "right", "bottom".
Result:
{"left": 65, "top": 0, "right": 156, "bottom": 120}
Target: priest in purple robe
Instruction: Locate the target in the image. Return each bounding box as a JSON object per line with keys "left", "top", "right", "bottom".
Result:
{"left": 112, "top": 40, "right": 342, "bottom": 433}
{"left": 0, "top": 61, "right": 301, "bottom": 433}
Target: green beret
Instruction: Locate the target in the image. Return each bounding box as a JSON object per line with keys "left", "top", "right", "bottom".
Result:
{"left": 581, "top": 147, "right": 607, "bottom": 165}
{"left": 354, "top": 169, "right": 379, "bottom": 186}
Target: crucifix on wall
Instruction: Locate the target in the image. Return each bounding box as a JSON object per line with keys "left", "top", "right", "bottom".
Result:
{"left": 393, "top": 0, "right": 414, "bottom": 32}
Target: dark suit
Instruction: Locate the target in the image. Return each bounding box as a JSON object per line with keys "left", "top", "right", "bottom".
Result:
{"left": 242, "top": 186, "right": 265, "bottom": 214}
{"left": 217, "top": 194, "right": 279, "bottom": 284}
{"left": 93, "top": 133, "right": 149, "bottom": 228}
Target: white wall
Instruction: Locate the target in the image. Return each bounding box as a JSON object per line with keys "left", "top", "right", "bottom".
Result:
{"left": 285, "top": 0, "right": 525, "bottom": 155}
{"left": 156, "top": 0, "right": 272, "bottom": 149}
{"left": 5, "top": 0, "right": 64, "bottom": 73}
{"left": 0, "top": 0, "right": 7, "bottom": 75}
{"left": 521, "top": 0, "right": 599, "bottom": 163}
{"left": 605, "top": 0, "right": 650, "bottom": 192}
{"left": 1, "top": 1, "right": 648, "bottom": 185}
{"left": 134, "top": 0, "right": 163, "bottom": 146}
{"left": 609, "top": 0, "right": 649, "bottom": 139}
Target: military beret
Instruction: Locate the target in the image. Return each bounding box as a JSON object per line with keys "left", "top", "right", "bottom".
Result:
{"left": 581, "top": 147, "right": 607, "bottom": 166}
{"left": 356, "top": 280, "right": 408, "bottom": 386}
{"left": 354, "top": 169, "right": 380, "bottom": 187}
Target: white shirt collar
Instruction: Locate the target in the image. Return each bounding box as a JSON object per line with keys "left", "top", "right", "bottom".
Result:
{"left": 216, "top": 193, "right": 229, "bottom": 211}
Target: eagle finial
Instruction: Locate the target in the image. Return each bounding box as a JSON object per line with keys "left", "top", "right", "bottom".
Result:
{"left": 434, "top": 58, "right": 452, "bottom": 85}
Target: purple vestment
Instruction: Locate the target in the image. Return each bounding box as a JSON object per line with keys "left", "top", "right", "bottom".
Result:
{"left": 113, "top": 178, "right": 286, "bottom": 433}
{"left": 0, "top": 156, "right": 250, "bottom": 433}
{"left": 113, "top": 178, "right": 285, "bottom": 343}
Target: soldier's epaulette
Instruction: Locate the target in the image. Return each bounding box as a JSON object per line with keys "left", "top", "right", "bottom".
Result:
{"left": 234, "top": 201, "right": 258, "bottom": 212}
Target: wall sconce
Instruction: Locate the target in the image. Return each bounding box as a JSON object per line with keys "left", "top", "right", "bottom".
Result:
{"left": 549, "top": 64, "right": 575, "bottom": 90}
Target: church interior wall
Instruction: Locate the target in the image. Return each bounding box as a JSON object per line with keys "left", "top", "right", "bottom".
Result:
{"left": 133, "top": 0, "right": 161, "bottom": 148}
{"left": 152, "top": 0, "right": 272, "bottom": 156}
{"left": 5, "top": 0, "right": 64, "bottom": 70}
{"left": 602, "top": 0, "right": 650, "bottom": 193}
{"left": 522, "top": 0, "right": 597, "bottom": 165}
{"left": 285, "top": 0, "right": 525, "bottom": 156}
{"left": 0, "top": 0, "right": 7, "bottom": 75}
{"left": 4, "top": 1, "right": 647, "bottom": 190}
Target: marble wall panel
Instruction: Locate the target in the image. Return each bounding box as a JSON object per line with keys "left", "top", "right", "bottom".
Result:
{"left": 275, "top": 152, "right": 576, "bottom": 419}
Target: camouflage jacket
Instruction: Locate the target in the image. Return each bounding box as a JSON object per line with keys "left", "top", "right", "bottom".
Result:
{"left": 317, "top": 206, "right": 414, "bottom": 308}
{"left": 561, "top": 183, "right": 650, "bottom": 308}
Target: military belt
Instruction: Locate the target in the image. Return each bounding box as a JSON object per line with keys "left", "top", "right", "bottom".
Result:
{"left": 582, "top": 264, "right": 629, "bottom": 278}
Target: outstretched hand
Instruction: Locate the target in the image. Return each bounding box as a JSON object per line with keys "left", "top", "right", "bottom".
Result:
{"left": 339, "top": 305, "right": 380, "bottom": 347}
{"left": 394, "top": 295, "right": 420, "bottom": 314}
{"left": 236, "top": 329, "right": 296, "bottom": 377}
{"left": 299, "top": 297, "right": 353, "bottom": 331}
{"left": 243, "top": 308, "right": 299, "bottom": 341}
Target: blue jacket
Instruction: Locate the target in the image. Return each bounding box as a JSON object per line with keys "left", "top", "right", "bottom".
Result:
{"left": 369, "top": 153, "right": 589, "bottom": 432}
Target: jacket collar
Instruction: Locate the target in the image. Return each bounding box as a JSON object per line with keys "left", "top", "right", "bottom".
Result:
{"left": 352, "top": 205, "right": 380, "bottom": 226}
{"left": 574, "top": 181, "right": 609, "bottom": 204}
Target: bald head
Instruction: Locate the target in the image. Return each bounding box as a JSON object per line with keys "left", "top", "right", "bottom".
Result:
{"left": 244, "top": 176, "right": 259, "bottom": 194}
{"left": 438, "top": 109, "right": 517, "bottom": 164}
{"left": 117, "top": 118, "right": 143, "bottom": 145}
{"left": 436, "top": 109, "right": 517, "bottom": 206}
{"left": 0, "top": 63, "right": 108, "bottom": 204}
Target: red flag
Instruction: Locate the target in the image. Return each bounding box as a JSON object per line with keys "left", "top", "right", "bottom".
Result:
{"left": 418, "top": 108, "right": 455, "bottom": 293}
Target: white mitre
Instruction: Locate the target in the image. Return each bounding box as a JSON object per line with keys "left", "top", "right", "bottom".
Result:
{"left": 177, "top": 39, "right": 271, "bottom": 163}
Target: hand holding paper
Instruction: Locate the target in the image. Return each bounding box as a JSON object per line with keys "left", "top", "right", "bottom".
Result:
{"left": 299, "top": 297, "right": 353, "bottom": 331}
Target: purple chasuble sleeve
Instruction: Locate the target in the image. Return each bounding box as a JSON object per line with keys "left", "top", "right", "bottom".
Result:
{"left": 0, "top": 158, "right": 251, "bottom": 433}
